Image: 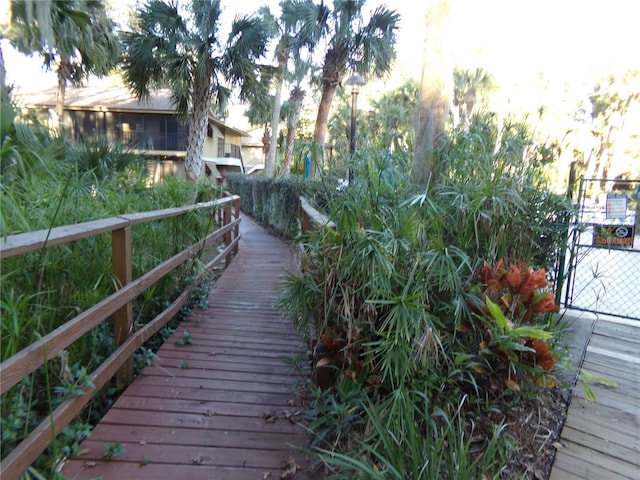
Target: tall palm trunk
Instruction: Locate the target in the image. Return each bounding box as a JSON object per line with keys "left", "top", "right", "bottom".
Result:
{"left": 312, "top": 83, "right": 339, "bottom": 176}
{"left": 262, "top": 123, "right": 271, "bottom": 161}
{"left": 412, "top": 0, "right": 452, "bottom": 187}
{"left": 266, "top": 47, "right": 288, "bottom": 178}
{"left": 56, "top": 61, "right": 70, "bottom": 133}
{"left": 283, "top": 86, "right": 305, "bottom": 176}
{"left": 185, "top": 79, "right": 212, "bottom": 181}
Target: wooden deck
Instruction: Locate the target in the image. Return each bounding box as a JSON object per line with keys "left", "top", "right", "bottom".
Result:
{"left": 56, "top": 214, "right": 640, "bottom": 480}
{"left": 550, "top": 314, "right": 640, "bottom": 480}
{"left": 62, "top": 214, "right": 310, "bottom": 480}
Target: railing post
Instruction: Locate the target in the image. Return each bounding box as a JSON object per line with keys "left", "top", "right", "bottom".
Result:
{"left": 299, "top": 197, "right": 310, "bottom": 232}
{"left": 112, "top": 226, "right": 133, "bottom": 389}
{"left": 233, "top": 197, "right": 240, "bottom": 256}
{"left": 223, "top": 202, "right": 232, "bottom": 266}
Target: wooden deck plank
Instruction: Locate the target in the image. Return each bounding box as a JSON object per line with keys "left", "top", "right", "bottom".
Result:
{"left": 65, "top": 439, "right": 306, "bottom": 469}
{"left": 118, "top": 384, "right": 295, "bottom": 408}
{"left": 584, "top": 348, "right": 640, "bottom": 371}
{"left": 580, "top": 361, "right": 640, "bottom": 394}
{"left": 572, "top": 385, "right": 640, "bottom": 415}
{"left": 61, "top": 461, "right": 298, "bottom": 480}
{"left": 557, "top": 444, "right": 638, "bottom": 480}
{"left": 548, "top": 465, "right": 589, "bottom": 480}
{"left": 97, "top": 408, "right": 303, "bottom": 434}
{"left": 61, "top": 214, "right": 311, "bottom": 480}
{"left": 159, "top": 344, "right": 303, "bottom": 361}
{"left": 562, "top": 397, "right": 640, "bottom": 443}
{"left": 559, "top": 424, "right": 639, "bottom": 463}
{"left": 592, "top": 320, "right": 640, "bottom": 341}
{"left": 150, "top": 353, "right": 300, "bottom": 374}
{"left": 550, "top": 316, "right": 640, "bottom": 480}
{"left": 139, "top": 365, "right": 301, "bottom": 385}
{"left": 111, "top": 395, "right": 299, "bottom": 418}
{"left": 587, "top": 334, "right": 640, "bottom": 358}
{"left": 552, "top": 448, "right": 637, "bottom": 480}
{"left": 83, "top": 424, "right": 305, "bottom": 447}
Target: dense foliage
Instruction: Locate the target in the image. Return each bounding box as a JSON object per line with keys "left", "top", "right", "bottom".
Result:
{"left": 225, "top": 172, "right": 337, "bottom": 238}
{"left": 277, "top": 112, "right": 573, "bottom": 478}
{"left": 1, "top": 106, "right": 222, "bottom": 477}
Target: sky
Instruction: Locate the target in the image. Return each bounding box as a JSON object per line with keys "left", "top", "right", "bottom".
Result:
{"left": 2, "top": 0, "right": 639, "bottom": 116}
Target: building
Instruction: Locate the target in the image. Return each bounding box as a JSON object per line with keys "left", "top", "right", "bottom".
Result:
{"left": 14, "top": 85, "right": 260, "bottom": 183}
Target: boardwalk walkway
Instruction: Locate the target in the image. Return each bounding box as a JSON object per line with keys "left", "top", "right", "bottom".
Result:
{"left": 550, "top": 311, "right": 640, "bottom": 480}
{"left": 57, "top": 214, "right": 639, "bottom": 480}
{"left": 62, "top": 215, "right": 310, "bottom": 480}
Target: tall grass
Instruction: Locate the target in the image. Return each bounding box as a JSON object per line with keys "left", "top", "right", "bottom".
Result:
{"left": 277, "top": 113, "right": 573, "bottom": 478}
{"left": 319, "top": 391, "right": 510, "bottom": 479}
{"left": 1, "top": 105, "right": 222, "bottom": 476}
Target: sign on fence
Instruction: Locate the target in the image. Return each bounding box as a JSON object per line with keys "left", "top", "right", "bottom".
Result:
{"left": 593, "top": 224, "right": 635, "bottom": 248}
{"left": 605, "top": 194, "right": 628, "bottom": 219}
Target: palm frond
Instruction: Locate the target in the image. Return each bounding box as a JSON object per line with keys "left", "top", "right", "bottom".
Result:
{"left": 356, "top": 6, "right": 400, "bottom": 77}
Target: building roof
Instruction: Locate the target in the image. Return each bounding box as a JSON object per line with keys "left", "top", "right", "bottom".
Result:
{"left": 15, "top": 85, "right": 249, "bottom": 137}
{"left": 16, "top": 86, "right": 175, "bottom": 112}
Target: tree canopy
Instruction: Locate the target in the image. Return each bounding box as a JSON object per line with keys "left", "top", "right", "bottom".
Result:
{"left": 7, "top": 0, "right": 120, "bottom": 131}
{"left": 311, "top": 0, "right": 400, "bottom": 176}
{"left": 121, "top": 0, "right": 271, "bottom": 181}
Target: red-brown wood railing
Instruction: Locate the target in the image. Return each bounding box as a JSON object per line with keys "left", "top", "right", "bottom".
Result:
{"left": 298, "top": 196, "right": 335, "bottom": 232}
{"left": 0, "top": 195, "right": 241, "bottom": 479}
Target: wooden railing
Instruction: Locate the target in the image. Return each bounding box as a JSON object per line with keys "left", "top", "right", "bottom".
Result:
{"left": 298, "top": 196, "right": 335, "bottom": 232}
{"left": 0, "top": 195, "right": 241, "bottom": 480}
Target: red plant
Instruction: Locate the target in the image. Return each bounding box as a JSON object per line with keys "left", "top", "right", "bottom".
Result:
{"left": 320, "top": 327, "right": 344, "bottom": 353}
{"left": 479, "top": 259, "right": 559, "bottom": 324}
{"left": 471, "top": 259, "right": 560, "bottom": 392}
{"left": 526, "top": 338, "right": 555, "bottom": 370}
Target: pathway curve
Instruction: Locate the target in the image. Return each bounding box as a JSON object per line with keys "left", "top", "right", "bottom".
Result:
{"left": 62, "top": 214, "right": 310, "bottom": 480}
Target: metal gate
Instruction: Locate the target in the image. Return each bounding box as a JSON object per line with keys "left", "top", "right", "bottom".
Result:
{"left": 562, "top": 177, "right": 640, "bottom": 321}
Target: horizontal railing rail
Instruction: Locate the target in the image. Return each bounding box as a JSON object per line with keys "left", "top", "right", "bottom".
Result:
{"left": 119, "top": 131, "right": 188, "bottom": 151}
{"left": 217, "top": 142, "right": 242, "bottom": 159}
{"left": 0, "top": 195, "right": 241, "bottom": 480}
{"left": 298, "top": 196, "right": 336, "bottom": 232}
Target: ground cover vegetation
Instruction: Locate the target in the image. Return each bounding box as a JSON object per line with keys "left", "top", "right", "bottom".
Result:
{"left": 1, "top": 102, "right": 224, "bottom": 478}
{"left": 276, "top": 111, "right": 574, "bottom": 478}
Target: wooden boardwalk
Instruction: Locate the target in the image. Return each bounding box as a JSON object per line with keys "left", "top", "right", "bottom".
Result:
{"left": 62, "top": 215, "right": 310, "bottom": 480}
{"left": 550, "top": 314, "right": 640, "bottom": 480}
{"left": 57, "top": 214, "right": 640, "bottom": 480}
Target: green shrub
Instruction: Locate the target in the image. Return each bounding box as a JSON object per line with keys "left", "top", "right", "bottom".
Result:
{"left": 277, "top": 113, "right": 572, "bottom": 477}
{"left": 225, "top": 173, "right": 335, "bottom": 238}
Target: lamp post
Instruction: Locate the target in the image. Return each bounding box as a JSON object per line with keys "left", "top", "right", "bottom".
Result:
{"left": 345, "top": 73, "right": 366, "bottom": 185}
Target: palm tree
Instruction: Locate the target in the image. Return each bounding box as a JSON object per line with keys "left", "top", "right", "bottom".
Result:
{"left": 453, "top": 67, "right": 494, "bottom": 124}
{"left": 260, "top": 0, "right": 325, "bottom": 178}
{"left": 311, "top": 0, "right": 400, "bottom": 176}
{"left": 367, "top": 79, "right": 418, "bottom": 153}
{"left": 7, "top": 0, "right": 120, "bottom": 132}
{"left": 281, "top": 53, "right": 316, "bottom": 176}
{"left": 244, "top": 74, "right": 276, "bottom": 168}
{"left": 282, "top": 84, "right": 307, "bottom": 176}
{"left": 121, "top": 0, "right": 271, "bottom": 181}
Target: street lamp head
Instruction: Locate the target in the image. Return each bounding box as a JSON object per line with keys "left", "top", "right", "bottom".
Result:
{"left": 345, "top": 73, "right": 366, "bottom": 92}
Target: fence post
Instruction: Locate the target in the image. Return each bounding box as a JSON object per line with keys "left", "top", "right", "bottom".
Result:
{"left": 223, "top": 202, "right": 232, "bottom": 266}
{"left": 555, "top": 161, "right": 577, "bottom": 304}
{"left": 112, "top": 226, "right": 133, "bottom": 389}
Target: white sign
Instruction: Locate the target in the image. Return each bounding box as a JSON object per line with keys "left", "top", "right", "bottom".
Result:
{"left": 605, "top": 194, "right": 627, "bottom": 219}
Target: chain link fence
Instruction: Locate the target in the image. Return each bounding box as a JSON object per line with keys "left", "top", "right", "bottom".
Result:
{"left": 562, "top": 177, "right": 640, "bottom": 321}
